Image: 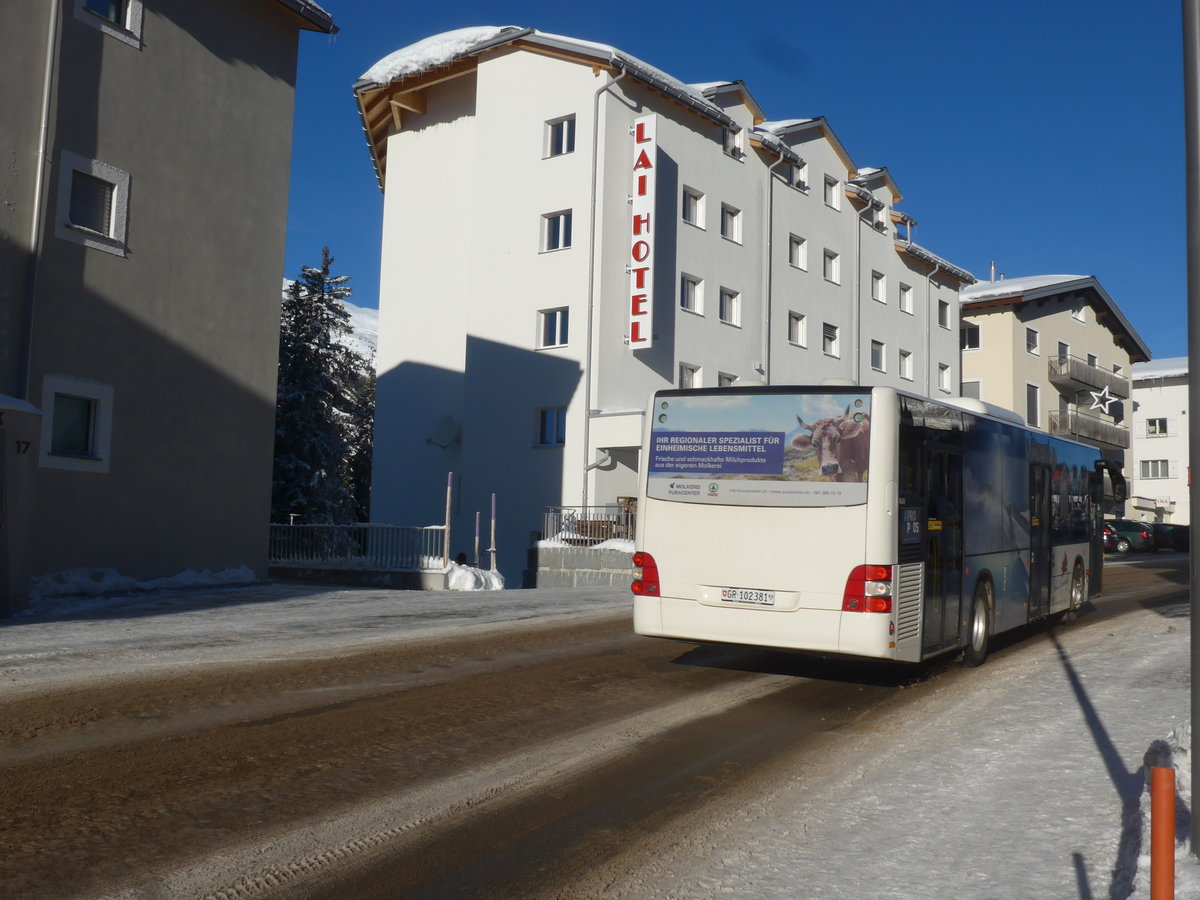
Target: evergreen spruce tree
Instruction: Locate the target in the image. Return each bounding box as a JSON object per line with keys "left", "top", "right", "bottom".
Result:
{"left": 272, "top": 248, "right": 373, "bottom": 524}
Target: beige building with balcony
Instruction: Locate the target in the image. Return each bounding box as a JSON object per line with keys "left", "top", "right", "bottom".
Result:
{"left": 958, "top": 275, "right": 1151, "bottom": 470}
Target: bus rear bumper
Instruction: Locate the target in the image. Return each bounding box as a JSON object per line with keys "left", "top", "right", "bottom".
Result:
{"left": 635, "top": 595, "right": 895, "bottom": 660}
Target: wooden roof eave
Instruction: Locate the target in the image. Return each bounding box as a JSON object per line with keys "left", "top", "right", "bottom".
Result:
{"left": 355, "top": 56, "right": 484, "bottom": 190}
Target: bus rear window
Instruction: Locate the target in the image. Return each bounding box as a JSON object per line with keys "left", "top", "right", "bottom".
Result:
{"left": 646, "top": 391, "right": 871, "bottom": 507}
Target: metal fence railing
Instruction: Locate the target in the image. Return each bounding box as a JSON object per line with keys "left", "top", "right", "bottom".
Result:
{"left": 542, "top": 504, "right": 636, "bottom": 546}
{"left": 268, "top": 523, "right": 448, "bottom": 571}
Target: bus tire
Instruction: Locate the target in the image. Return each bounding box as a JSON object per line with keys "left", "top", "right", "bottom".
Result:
{"left": 964, "top": 578, "right": 992, "bottom": 667}
{"left": 1068, "top": 560, "right": 1086, "bottom": 616}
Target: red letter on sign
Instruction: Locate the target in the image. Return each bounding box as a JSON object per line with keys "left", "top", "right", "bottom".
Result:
{"left": 632, "top": 213, "right": 650, "bottom": 235}
{"left": 630, "top": 320, "right": 644, "bottom": 343}
{"left": 631, "top": 241, "right": 650, "bottom": 262}
{"left": 631, "top": 266, "right": 649, "bottom": 289}
{"left": 634, "top": 121, "right": 651, "bottom": 143}
{"left": 633, "top": 149, "right": 653, "bottom": 170}
{"left": 630, "top": 293, "right": 647, "bottom": 315}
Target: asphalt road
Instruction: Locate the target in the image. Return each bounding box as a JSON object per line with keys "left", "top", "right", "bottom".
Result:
{"left": 0, "top": 557, "right": 1186, "bottom": 899}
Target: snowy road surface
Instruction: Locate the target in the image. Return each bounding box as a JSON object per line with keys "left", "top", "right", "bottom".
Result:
{"left": 0, "top": 558, "right": 1194, "bottom": 899}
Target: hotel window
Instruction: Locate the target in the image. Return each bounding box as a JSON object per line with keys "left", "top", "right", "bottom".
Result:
{"left": 1147, "top": 417, "right": 1169, "bottom": 436}
{"left": 680, "top": 274, "right": 703, "bottom": 314}
{"left": 937, "top": 299, "right": 950, "bottom": 329}
{"left": 870, "top": 340, "right": 886, "bottom": 373}
{"left": 538, "top": 407, "right": 567, "bottom": 446}
{"left": 679, "top": 363, "right": 700, "bottom": 389}
{"left": 1026, "top": 383, "right": 1039, "bottom": 426}
{"left": 962, "top": 380, "right": 981, "bottom": 399}
{"left": 871, "top": 271, "right": 886, "bottom": 304}
{"left": 1057, "top": 341, "right": 1069, "bottom": 363}
{"left": 1026, "top": 327, "right": 1039, "bottom": 354}
{"left": 75, "top": 0, "right": 143, "bottom": 47}
{"left": 823, "top": 175, "right": 840, "bottom": 210}
{"left": 722, "top": 127, "right": 742, "bottom": 158}
{"left": 789, "top": 234, "right": 807, "bottom": 269}
{"left": 718, "top": 372, "right": 737, "bottom": 387}
{"left": 720, "top": 204, "right": 741, "bottom": 242}
{"left": 542, "top": 210, "right": 572, "bottom": 251}
{"left": 1087, "top": 353, "right": 1097, "bottom": 368}
{"left": 822, "top": 323, "right": 839, "bottom": 357}
{"left": 538, "top": 308, "right": 569, "bottom": 348}
{"left": 718, "top": 288, "right": 740, "bottom": 326}
{"left": 960, "top": 322, "right": 980, "bottom": 350}
{"left": 899, "top": 282, "right": 913, "bottom": 314}
{"left": 1140, "top": 459, "right": 1171, "bottom": 479}
{"left": 56, "top": 151, "right": 131, "bottom": 256}
{"left": 545, "top": 115, "right": 576, "bottom": 157}
{"left": 788, "top": 312, "right": 807, "bottom": 347}
{"left": 899, "top": 350, "right": 914, "bottom": 381}
{"left": 823, "top": 249, "right": 840, "bottom": 284}
{"left": 682, "top": 187, "right": 704, "bottom": 227}
{"left": 939, "top": 363, "right": 951, "bottom": 393}
{"left": 792, "top": 160, "right": 809, "bottom": 191}
{"left": 39, "top": 374, "right": 114, "bottom": 473}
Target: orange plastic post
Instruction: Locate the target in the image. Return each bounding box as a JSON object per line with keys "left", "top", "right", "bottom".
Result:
{"left": 1151, "top": 766, "right": 1175, "bottom": 900}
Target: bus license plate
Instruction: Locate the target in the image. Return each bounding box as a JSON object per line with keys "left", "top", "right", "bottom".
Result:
{"left": 720, "top": 588, "right": 776, "bottom": 606}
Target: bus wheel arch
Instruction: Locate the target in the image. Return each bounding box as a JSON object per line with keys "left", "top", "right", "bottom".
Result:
{"left": 964, "top": 574, "right": 993, "bottom": 667}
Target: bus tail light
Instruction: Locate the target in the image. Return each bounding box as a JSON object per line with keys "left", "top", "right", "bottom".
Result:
{"left": 632, "top": 551, "right": 660, "bottom": 596}
{"left": 843, "top": 564, "right": 893, "bottom": 613}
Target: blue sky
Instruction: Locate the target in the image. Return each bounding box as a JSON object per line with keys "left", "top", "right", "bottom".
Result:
{"left": 284, "top": 1, "right": 1186, "bottom": 359}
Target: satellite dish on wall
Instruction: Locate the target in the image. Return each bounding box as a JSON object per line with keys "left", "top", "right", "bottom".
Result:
{"left": 427, "top": 416, "right": 460, "bottom": 449}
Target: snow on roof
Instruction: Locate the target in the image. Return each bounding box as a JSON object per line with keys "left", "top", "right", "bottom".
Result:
{"left": 758, "top": 118, "right": 819, "bottom": 134}
{"left": 855, "top": 166, "right": 882, "bottom": 177}
{"left": 359, "top": 28, "right": 733, "bottom": 126}
{"left": 960, "top": 274, "right": 1086, "bottom": 302}
{"left": 1133, "top": 357, "right": 1188, "bottom": 380}
{"left": 688, "top": 81, "right": 735, "bottom": 92}
{"left": 359, "top": 26, "right": 520, "bottom": 84}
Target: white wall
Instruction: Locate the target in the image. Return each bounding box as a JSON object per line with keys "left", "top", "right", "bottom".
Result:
{"left": 1130, "top": 372, "right": 1189, "bottom": 525}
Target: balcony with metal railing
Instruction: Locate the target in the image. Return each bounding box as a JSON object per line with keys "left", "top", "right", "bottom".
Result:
{"left": 1047, "top": 354, "right": 1130, "bottom": 399}
{"left": 1047, "top": 408, "right": 1130, "bottom": 449}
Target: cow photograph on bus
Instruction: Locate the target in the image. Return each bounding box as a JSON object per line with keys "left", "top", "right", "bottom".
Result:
{"left": 792, "top": 406, "right": 870, "bottom": 483}
{"left": 633, "top": 385, "right": 1125, "bottom": 667}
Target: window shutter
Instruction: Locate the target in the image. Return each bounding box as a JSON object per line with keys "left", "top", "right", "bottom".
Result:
{"left": 69, "top": 170, "right": 114, "bottom": 235}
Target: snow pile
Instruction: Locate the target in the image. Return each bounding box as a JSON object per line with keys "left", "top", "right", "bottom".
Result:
{"left": 27, "top": 566, "right": 257, "bottom": 608}
{"left": 360, "top": 26, "right": 518, "bottom": 84}
{"left": 445, "top": 563, "right": 504, "bottom": 591}
{"left": 1131, "top": 724, "right": 1200, "bottom": 899}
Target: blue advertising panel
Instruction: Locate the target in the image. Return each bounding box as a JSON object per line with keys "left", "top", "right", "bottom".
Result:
{"left": 647, "top": 391, "right": 871, "bottom": 507}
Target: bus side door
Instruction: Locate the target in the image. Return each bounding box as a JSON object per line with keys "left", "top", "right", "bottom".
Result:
{"left": 923, "top": 447, "right": 964, "bottom": 656}
{"left": 1029, "top": 463, "right": 1052, "bottom": 619}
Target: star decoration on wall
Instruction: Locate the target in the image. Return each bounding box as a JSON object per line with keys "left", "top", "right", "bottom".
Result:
{"left": 1089, "top": 385, "right": 1116, "bottom": 414}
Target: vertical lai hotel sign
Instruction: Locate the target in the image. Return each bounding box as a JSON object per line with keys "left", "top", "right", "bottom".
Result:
{"left": 629, "top": 115, "right": 656, "bottom": 349}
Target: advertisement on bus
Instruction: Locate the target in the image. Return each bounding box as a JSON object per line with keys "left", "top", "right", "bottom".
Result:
{"left": 646, "top": 391, "right": 871, "bottom": 507}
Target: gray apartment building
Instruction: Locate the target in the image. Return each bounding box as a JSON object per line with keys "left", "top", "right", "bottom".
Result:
{"left": 0, "top": 0, "right": 336, "bottom": 614}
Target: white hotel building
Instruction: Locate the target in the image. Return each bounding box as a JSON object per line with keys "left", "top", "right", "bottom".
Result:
{"left": 355, "top": 26, "right": 975, "bottom": 583}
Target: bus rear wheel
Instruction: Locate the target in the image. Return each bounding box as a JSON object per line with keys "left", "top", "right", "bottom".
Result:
{"left": 1069, "top": 561, "right": 1086, "bottom": 614}
{"left": 964, "top": 579, "right": 992, "bottom": 667}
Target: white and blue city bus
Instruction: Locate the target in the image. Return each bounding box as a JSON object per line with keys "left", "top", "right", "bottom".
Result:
{"left": 632, "top": 385, "right": 1125, "bottom": 665}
